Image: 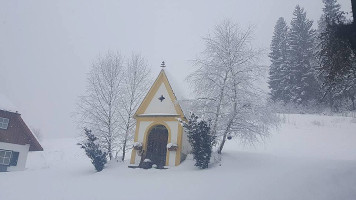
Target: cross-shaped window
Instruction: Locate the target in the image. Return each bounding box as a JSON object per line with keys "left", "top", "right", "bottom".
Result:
{"left": 158, "top": 95, "right": 165, "bottom": 102}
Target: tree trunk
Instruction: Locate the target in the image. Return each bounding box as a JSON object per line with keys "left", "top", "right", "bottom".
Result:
{"left": 211, "top": 72, "right": 228, "bottom": 137}
{"left": 217, "top": 132, "right": 228, "bottom": 154}
{"left": 217, "top": 105, "right": 237, "bottom": 154}
{"left": 328, "top": 93, "right": 334, "bottom": 111}
{"left": 122, "top": 148, "right": 126, "bottom": 161}
{"left": 121, "top": 115, "right": 132, "bottom": 161}
{"left": 108, "top": 134, "right": 113, "bottom": 160}
{"left": 122, "top": 103, "right": 133, "bottom": 162}
{"left": 218, "top": 75, "right": 238, "bottom": 154}
{"left": 122, "top": 137, "right": 127, "bottom": 161}
{"left": 107, "top": 137, "right": 113, "bottom": 160}
{"left": 108, "top": 145, "right": 113, "bottom": 160}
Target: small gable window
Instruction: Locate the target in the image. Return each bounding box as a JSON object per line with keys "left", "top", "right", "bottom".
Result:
{"left": 0, "top": 117, "right": 9, "bottom": 129}
{"left": 0, "top": 150, "right": 12, "bottom": 165}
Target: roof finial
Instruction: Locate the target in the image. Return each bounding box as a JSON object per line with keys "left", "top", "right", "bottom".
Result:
{"left": 160, "top": 61, "right": 166, "bottom": 68}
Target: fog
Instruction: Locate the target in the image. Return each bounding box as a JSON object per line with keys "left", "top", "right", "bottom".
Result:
{"left": 0, "top": 0, "right": 352, "bottom": 138}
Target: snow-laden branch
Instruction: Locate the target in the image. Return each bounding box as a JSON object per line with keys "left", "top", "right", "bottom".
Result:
{"left": 75, "top": 52, "right": 151, "bottom": 160}
{"left": 188, "top": 20, "right": 278, "bottom": 154}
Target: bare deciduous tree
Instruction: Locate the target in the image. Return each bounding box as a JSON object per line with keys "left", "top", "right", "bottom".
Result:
{"left": 188, "top": 20, "right": 278, "bottom": 154}
{"left": 117, "top": 54, "right": 151, "bottom": 161}
{"left": 76, "top": 52, "right": 151, "bottom": 161}
{"left": 77, "top": 52, "right": 124, "bottom": 160}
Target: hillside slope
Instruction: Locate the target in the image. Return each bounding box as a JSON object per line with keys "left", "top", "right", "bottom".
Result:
{"left": 1, "top": 114, "right": 356, "bottom": 200}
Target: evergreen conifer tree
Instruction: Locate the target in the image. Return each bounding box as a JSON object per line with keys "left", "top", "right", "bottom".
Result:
{"left": 319, "top": 0, "right": 345, "bottom": 31}
{"left": 269, "top": 17, "right": 290, "bottom": 102}
{"left": 78, "top": 128, "right": 107, "bottom": 172}
{"left": 182, "top": 113, "right": 215, "bottom": 169}
{"left": 288, "top": 5, "right": 319, "bottom": 104}
{"left": 317, "top": 0, "right": 355, "bottom": 110}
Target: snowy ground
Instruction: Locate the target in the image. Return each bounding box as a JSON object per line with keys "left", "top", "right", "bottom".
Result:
{"left": 1, "top": 114, "right": 356, "bottom": 200}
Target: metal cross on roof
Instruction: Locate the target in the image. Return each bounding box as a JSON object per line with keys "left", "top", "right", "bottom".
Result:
{"left": 158, "top": 95, "right": 165, "bottom": 102}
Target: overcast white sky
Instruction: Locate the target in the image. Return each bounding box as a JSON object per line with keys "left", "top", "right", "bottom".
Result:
{"left": 0, "top": 0, "right": 352, "bottom": 138}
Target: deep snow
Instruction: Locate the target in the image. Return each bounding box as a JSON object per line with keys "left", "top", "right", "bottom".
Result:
{"left": 1, "top": 114, "right": 356, "bottom": 200}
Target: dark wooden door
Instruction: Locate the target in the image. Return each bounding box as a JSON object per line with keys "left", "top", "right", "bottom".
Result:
{"left": 146, "top": 125, "right": 168, "bottom": 167}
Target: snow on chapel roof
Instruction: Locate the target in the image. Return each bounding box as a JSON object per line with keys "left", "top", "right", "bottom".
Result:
{"left": 135, "top": 61, "right": 188, "bottom": 118}
{"left": 164, "top": 68, "right": 186, "bottom": 101}
{"left": 161, "top": 61, "right": 195, "bottom": 118}
{"left": 162, "top": 62, "right": 196, "bottom": 118}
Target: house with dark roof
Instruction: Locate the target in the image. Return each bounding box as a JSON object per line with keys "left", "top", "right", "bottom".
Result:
{"left": 0, "top": 109, "right": 43, "bottom": 172}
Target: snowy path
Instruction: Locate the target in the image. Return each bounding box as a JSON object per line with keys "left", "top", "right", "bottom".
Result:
{"left": 1, "top": 114, "right": 356, "bottom": 200}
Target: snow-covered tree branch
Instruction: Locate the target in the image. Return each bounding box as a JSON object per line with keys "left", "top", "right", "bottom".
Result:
{"left": 188, "top": 20, "right": 278, "bottom": 154}
{"left": 117, "top": 54, "right": 151, "bottom": 161}
{"left": 77, "top": 52, "right": 123, "bottom": 160}
{"left": 76, "top": 52, "right": 151, "bottom": 161}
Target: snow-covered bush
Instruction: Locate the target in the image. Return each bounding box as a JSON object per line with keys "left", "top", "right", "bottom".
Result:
{"left": 133, "top": 142, "right": 143, "bottom": 151}
{"left": 78, "top": 128, "right": 107, "bottom": 172}
{"left": 167, "top": 143, "right": 178, "bottom": 151}
{"left": 182, "top": 113, "right": 215, "bottom": 169}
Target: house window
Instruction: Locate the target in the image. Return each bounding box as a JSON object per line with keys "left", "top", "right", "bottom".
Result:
{"left": 0, "top": 117, "right": 9, "bottom": 129}
{"left": 0, "top": 150, "right": 12, "bottom": 165}
{"left": 10, "top": 152, "right": 19, "bottom": 166}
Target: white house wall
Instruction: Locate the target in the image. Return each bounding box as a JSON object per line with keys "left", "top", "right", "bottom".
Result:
{"left": 144, "top": 83, "right": 177, "bottom": 115}
{"left": 0, "top": 142, "right": 29, "bottom": 171}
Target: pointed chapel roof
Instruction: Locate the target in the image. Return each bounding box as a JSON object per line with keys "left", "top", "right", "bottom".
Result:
{"left": 135, "top": 68, "right": 185, "bottom": 119}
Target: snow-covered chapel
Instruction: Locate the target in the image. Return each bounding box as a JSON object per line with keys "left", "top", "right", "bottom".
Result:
{"left": 130, "top": 62, "right": 190, "bottom": 168}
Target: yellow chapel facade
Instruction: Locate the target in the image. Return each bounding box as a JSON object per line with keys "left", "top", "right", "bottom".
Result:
{"left": 130, "top": 66, "right": 189, "bottom": 167}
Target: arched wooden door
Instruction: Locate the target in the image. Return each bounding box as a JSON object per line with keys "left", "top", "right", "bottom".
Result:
{"left": 146, "top": 125, "right": 168, "bottom": 167}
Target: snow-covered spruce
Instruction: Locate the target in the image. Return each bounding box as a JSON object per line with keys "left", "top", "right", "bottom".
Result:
{"left": 78, "top": 128, "right": 107, "bottom": 172}
{"left": 316, "top": 0, "right": 355, "bottom": 111}
{"left": 269, "top": 17, "right": 290, "bottom": 103}
{"left": 182, "top": 113, "right": 215, "bottom": 169}
{"left": 287, "top": 5, "right": 319, "bottom": 105}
